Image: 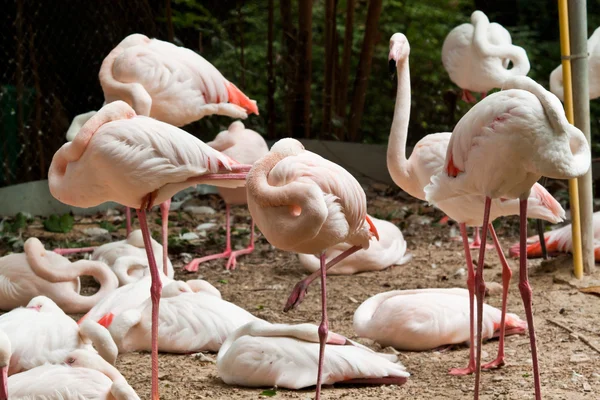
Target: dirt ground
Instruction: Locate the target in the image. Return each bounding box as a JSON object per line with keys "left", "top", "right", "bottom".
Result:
{"left": 2, "top": 184, "right": 600, "bottom": 399}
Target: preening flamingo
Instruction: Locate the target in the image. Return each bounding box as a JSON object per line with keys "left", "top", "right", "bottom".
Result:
{"left": 424, "top": 75, "right": 590, "bottom": 400}
{"left": 246, "top": 138, "right": 379, "bottom": 400}
{"left": 0, "top": 237, "right": 118, "bottom": 313}
{"left": 185, "top": 121, "right": 269, "bottom": 272}
{"left": 298, "top": 215, "right": 411, "bottom": 275}
{"left": 217, "top": 320, "right": 409, "bottom": 389}
{"left": 7, "top": 350, "right": 140, "bottom": 399}
{"left": 48, "top": 101, "right": 252, "bottom": 400}
{"left": 442, "top": 11, "right": 530, "bottom": 103}
{"left": 510, "top": 211, "right": 600, "bottom": 261}
{"left": 353, "top": 288, "right": 526, "bottom": 351}
{"left": 0, "top": 296, "right": 117, "bottom": 375}
{"left": 550, "top": 27, "right": 600, "bottom": 101}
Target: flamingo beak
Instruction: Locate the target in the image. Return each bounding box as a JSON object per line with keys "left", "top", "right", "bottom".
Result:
{"left": 365, "top": 215, "right": 380, "bottom": 241}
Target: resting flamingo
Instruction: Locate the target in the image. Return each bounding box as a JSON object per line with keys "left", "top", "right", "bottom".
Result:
{"left": 0, "top": 237, "right": 118, "bottom": 313}
{"left": 217, "top": 320, "right": 409, "bottom": 389}
{"left": 424, "top": 75, "right": 590, "bottom": 400}
{"left": 0, "top": 296, "right": 117, "bottom": 375}
{"left": 442, "top": 11, "right": 530, "bottom": 103}
{"left": 185, "top": 121, "right": 269, "bottom": 271}
{"left": 48, "top": 101, "right": 252, "bottom": 400}
{"left": 353, "top": 288, "right": 526, "bottom": 351}
{"left": 389, "top": 32, "right": 565, "bottom": 377}
{"left": 298, "top": 214, "right": 411, "bottom": 274}
{"left": 246, "top": 138, "right": 380, "bottom": 400}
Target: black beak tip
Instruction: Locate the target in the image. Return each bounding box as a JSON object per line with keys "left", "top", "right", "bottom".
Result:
{"left": 388, "top": 59, "right": 396, "bottom": 79}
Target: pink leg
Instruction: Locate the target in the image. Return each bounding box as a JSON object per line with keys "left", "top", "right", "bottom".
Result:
{"left": 184, "top": 204, "right": 232, "bottom": 272}
{"left": 315, "top": 252, "right": 328, "bottom": 400}
{"left": 483, "top": 224, "right": 512, "bottom": 370}
{"left": 473, "top": 197, "right": 492, "bottom": 400}
{"left": 470, "top": 227, "right": 494, "bottom": 250}
{"left": 0, "top": 365, "right": 7, "bottom": 400}
{"left": 225, "top": 218, "right": 256, "bottom": 270}
{"left": 136, "top": 208, "right": 162, "bottom": 400}
{"left": 125, "top": 207, "right": 132, "bottom": 236}
{"left": 481, "top": 91, "right": 487, "bottom": 99}
{"left": 461, "top": 89, "right": 477, "bottom": 103}
{"left": 449, "top": 223, "right": 476, "bottom": 375}
{"left": 439, "top": 215, "right": 450, "bottom": 224}
{"left": 160, "top": 199, "right": 171, "bottom": 276}
{"left": 53, "top": 246, "right": 96, "bottom": 255}
{"left": 519, "top": 199, "right": 542, "bottom": 400}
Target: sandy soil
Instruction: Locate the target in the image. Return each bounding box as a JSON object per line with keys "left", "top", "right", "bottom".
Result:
{"left": 2, "top": 184, "right": 599, "bottom": 399}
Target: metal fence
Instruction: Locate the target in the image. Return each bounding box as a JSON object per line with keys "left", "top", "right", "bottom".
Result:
{"left": 0, "top": 0, "right": 167, "bottom": 187}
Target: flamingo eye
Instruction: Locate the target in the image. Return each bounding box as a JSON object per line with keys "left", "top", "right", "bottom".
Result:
{"left": 66, "top": 357, "right": 76, "bottom": 365}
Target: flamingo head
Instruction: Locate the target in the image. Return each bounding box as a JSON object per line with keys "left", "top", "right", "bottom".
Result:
{"left": 492, "top": 313, "right": 527, "bottom": 338}
{"left": 470, "top": 10, "right": 488, "bottom": 25}
{"left": 270, "top": 138, "right": 305, "bottom": 158}
{"left": 388, "top": 33, "right": 410, "bottom": 76}
{"left": 26, "top": 296, "right": 61, "bottom": 313}
{"left": 161, "top": 281, "right": 194, "bottom": 298}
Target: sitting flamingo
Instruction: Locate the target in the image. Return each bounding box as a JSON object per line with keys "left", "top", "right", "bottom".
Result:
{"left": 354, "top": 288, "right": 526, "bottom": 351}
{"left": 0, "top": 237, "right": 118, "bottom": 313}
{"left": 217, "top": 320, "right": 409, "bottom": 389}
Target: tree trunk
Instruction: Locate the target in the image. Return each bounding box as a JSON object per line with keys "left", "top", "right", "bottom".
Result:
{"left": 347, "top": 0, "right": 383, "bottom": 142}
{"left": 279, "top": 0, "right": 297, "bottom": 138}
{"left": 237, "top": 1, "right": 245, "bottom": 89}
{"left": 335, "top": 0, "right": 356, "bottom": 141}
{"left": 322, "top": 0, "right": 336, "bottom": 138}
{"left": 165, "top": 0, "right": 174, "bottom": 42}
{"left": 267, "top": 0, "right": 276, "bottom": 139}
{"left": 294, "top": 0, "right": 313, "bottom": 138}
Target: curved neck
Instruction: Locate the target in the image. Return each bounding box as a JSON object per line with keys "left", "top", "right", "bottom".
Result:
{"left": 353, "top": 290, "right": 403, "bottom": 334}
{"left": 79, "top": 320, "right": 118, "bottom": 365}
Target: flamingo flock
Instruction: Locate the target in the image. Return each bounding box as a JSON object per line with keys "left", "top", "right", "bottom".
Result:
{"left": 0, "top": 10, "right": 593, "bottom": 400}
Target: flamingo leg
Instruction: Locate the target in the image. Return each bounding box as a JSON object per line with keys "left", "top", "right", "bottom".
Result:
{"left": 184, "top": 204, "right": 232, "bottom": 272}
{"left": 473, "top": 197, "right": 492, "bottom": 400}
{"left": 136, "top": 208, "right": 162, "bottom": 400}
{"left": 160, "top": 199, "right": 171, "bottom": 276}
{"left": 519, "top": 198, "right": 542, "bottom": 400}
{"left": 481, "top": 91, "right": 487, "bottom": 99}
{"left": 125, "top": 207, "right": 132, "bottom": 236}
{"left": 449, "top": 223, "right": 476, "bottom": 376}
{"left": 470, "top": 227, "right": 494, "bottom": 250}
{"left": 315, "top": 252, "right": 328, "bottom": 400}
{"left": 225, "top": 219, "right": 256, "bottom": 271}
{"left": 52, "top": 246, "right": 97, "bottom": 255}
{"left": 461, "top": 89, "right": 477, "bottom": 103}
{"left": 483, "top": 224, "right": 512, "bottom": 370}
{"left": 0, "top": 365, "right": 7, "bottom": 400}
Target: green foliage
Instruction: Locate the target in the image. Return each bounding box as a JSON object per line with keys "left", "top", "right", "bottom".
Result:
{"left": 43, "top": 214, "right": 74, "bottom": 233}
{"left": 99, "top": 220, "right": 117, "bottom": 233}
{"left": 1, "top": 212, "right": 29, "bottom": 234}
{"left": 260, "top": 389, "right": 277, "bottom": 397}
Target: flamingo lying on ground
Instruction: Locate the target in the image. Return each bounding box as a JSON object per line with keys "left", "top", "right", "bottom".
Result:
{"left": 48, "top": 101, "right": 252, "bottom": 400}
{"left": 108, "top": 280, "right": 259, "bottom": 354}
{"left": 186, "top": 121, "right": 269, "bottom": 271}
{"left": 442, "top": 11, "right": 530, "bottom": 103}
{"left": 388, "top": 32, "right": 564, "bottom": 377}
{"left": 424, "top": 75, "right": 590, "bottom": 400}
{"left": 550, "top": 26, "right": 600, "bottom": 101}
{"left": 0, "top": 237, "right": 118, "bottom": 312}
{"left": 246, "top": 138, "right": 380, "bottom": 400}
{"left": 0, "top": 296, "right": 116, "bottom": 375}
{"left": 354, "top": 288, "right": 526, "bottom": 351}
{"left": 7, "top": 349, "right": 139, "bottom": 399}
{"left": 298, "top": 215, "right": 411, "bottom": 275}
{"left": 92, "top": 229, "right": 174, "bottom": 286}
{"left": 217, "top": 320, "right": 409, "bottom": 389}
{"left": 510, "top": 211, "right": 600, "bottom": 260}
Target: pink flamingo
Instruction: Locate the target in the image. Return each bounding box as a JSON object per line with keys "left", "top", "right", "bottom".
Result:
{"left": 424, "top": 75, "right": 590, "bottom": 399}
{"left": 185, "top": 121, "right": 269, "bottom": 271}
{"left": 48, "top": 101, "right": 252, "bottom": 400}
{"left": 246, "top": 138, "right": 380, "bottom": 400}
{"left": 0, "top": 331, "right": 9, "bottom": 400}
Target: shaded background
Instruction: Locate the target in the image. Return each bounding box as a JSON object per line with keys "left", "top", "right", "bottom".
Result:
{"left": 1, "top": 0, "right": 599, "bottom": 188}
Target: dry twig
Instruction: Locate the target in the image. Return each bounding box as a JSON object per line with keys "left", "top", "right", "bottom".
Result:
{"left": 547, "top": 318, "right": 600, "bottom": 354}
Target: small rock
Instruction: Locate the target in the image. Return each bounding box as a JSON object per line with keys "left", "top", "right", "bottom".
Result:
{"left": 196, "top": 222, "right": 217, "bottom": 231}
{"left": 180, "top": 232, "right": 200, "bottom": 241}
{"left": 348, "top": 296, "right": 359, "bottom": 304}
{"left": 180, "top": 253, "right": 193, "bottom": 263}
{"left": 105, "top": 208, "right": 120, "bottom": 216}
{"left": 454, "top": 268, "right": 466, "bottom": 277}
{"left": 481, "top": 350, "right": 489, "bottom": 359}
{"left": 434, "top": 240, "right": 442, "bottom": 247}
{"left": 485, "top": 282, "right": 503, "bottom": 296}
{"left": 583, "top": 382, "right": 592, "bottom": 392}
{"left": 492, "top": 375, "right": 503, "bottom": 382}
{"left": 431, "top": 263, "right": 437, "bottom": 269}
{"left": 83, "top": 227, "right": 109, "bottom": 237}
{"left": 184, "top": 206, "right": 216, "bottom": 215}
{"left": 570, "top": 353, "right": 591, "bottom": 363}
{"left": 591, "top": 373, "right": 600, "bottom": 380}
{"left": 569, "top": 333, "right": 579, "bottom": 341}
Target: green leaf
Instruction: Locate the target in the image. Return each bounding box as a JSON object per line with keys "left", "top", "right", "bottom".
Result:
{"left": 218, "top": 279, "right": 228, "bottom": 284}
{"left": 99, "top": 221, "right": 116, "bottom": 233}
{"left": 260, "top": 389, "right": 277, "bottom": 397}
{"left": 43, "top": 214, "right": 74, "bottom": 233}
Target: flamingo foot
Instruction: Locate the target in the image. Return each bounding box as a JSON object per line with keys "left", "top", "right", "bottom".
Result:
{"left": 439, "top": 215, "right": 450, "bottom": 224}
{"left": 449, "top": 365, "right": 476, "bottom": 376}
{"left": 432, "top": 344, "right": 456, "bottom": 353}
{"left": 482, "top": 356, "right": 505, "bottom": 370}
{"left": 340, "top": 376, "right": 408, "bottom": 385}
{"left": 461, "top": 89, "right": 477, "bottom": 103}
{"left": 469, "top": 242, "right": 495, "bottom": 250}
{"left": 225, "top": 244, "right": 255, "bottom": 270}
{"left": 283, "top": 279, "right": 310, "bottom": 312}
{"left": 53, "top": 246, "right": 97, "bottom": 255}
{"left": 184, "top": 250, "right": 232, "bottom": 272}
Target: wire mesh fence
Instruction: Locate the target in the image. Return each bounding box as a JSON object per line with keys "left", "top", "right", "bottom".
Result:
{"left": 0, "top": 0, "right": 167, "bottom": 188}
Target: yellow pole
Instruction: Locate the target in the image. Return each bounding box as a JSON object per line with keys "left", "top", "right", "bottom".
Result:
{"left": 558, "top": 0, "right": 584, "bottom": 279}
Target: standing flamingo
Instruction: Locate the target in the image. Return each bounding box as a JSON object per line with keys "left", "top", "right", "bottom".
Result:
{"left": 246, "top": 138, "right": 380, "bottom": 400}
{"left": 48, "top": 101, "right": 252, "bottom": 400}
{"left": 389, "top": 32, "right": 565, "bottom": 376}
{"left": 442, "top": 11, "right": 530, "bottom": 103}
{"left": 185, "top": 121, "right": 269, "bottom": 271}
{"left": 424, "top": 75, "right": 590, "bottom": 400}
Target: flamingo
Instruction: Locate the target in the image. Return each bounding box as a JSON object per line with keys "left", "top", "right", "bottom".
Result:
{"left": 298, "top": 215, "right": 411, "bottom": 275}
{"left": 0, "top": 331, "right": 9, "bottom": 400}
{"left": 246, "top": 138, "right": 379, "bottom": 400}
{"left": 509, "top": 211, "right": 600, "bottom": 261}
{"left": 91, "top": 229, "right": 174, "bottom": 286}
{"left": 550, "top": 27, "right": 600, "bottom": 101}
{"left": 0, "top": 237, "right": 118, "bottom": 313}
{"left": 7, "top": 349, "right": 139, "bottom": 399}
{"left": 424, "top": 75, "right": 590, "bottom": 400}
{"left": 353, "top": 288, "right": 526, "bottom": 351}
{"left": 217, "top": 320, "right": 409, "bottom": 389}
{"left": 442, "top": 10, "right": 530, "bottom": 103}
{"left": 108, "top": 280, "right": 259, "bottom": 354}
{"left": 48, "top": 101, "right": 252, "bottom": 400}
{"left": 185, "top": 121, "right": 269, "bottom": 271}
{"left": 389, "top": 32, "right": 565, "bottom": 377}
{"left": 0, "top": 296, "right": 116, "bottom": 375}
